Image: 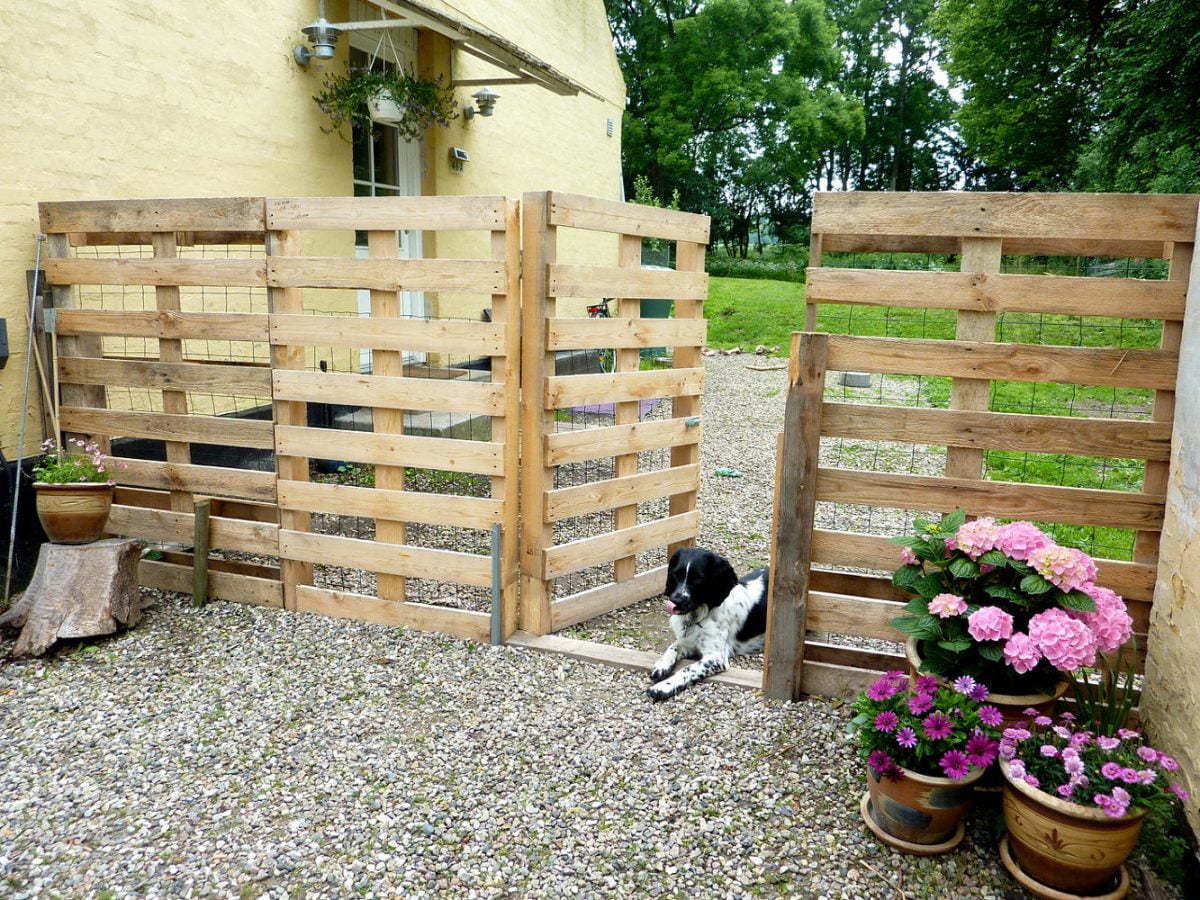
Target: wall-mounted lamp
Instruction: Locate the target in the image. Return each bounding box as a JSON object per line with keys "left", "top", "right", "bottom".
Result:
{"left": 294, "top": 0, "right": 341, "bottom": 66}
{"left": 464, "top": 87, "right": 501, "bottom": 119}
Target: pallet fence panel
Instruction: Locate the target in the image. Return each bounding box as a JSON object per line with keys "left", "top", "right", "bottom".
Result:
{"left": 522, "top": 190, "right": 711, "bottom": 635}
{"left": 770, "top": 191, "right": 1196, "bottom": 700}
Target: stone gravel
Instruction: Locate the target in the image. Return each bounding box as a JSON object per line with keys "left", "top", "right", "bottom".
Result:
{"left": 0, "top": 356, "right": 1178, "bottom": 898}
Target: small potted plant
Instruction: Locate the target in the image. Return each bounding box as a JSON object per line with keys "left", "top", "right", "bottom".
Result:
{"left": 888, "top": 510, "right": 1134, "bottom": 720}
{"left": 998, "top": 712, "right": 1189, "bottom": 896}
{"left": 313, "top": 66, "right": 457, "bottom": 142}
{"left": 31, "top": 438, "right": 119, "bottom": 544}
{"left": 851, "top": 669, "right": 1003, "bottom": 853}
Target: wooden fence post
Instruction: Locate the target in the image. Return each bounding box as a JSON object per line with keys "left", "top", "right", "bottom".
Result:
{"left": 492, "top": 197, "right": 522, "bottom": 638}
{"left": 764, "top": 331, "right": 828, "bottom": 701}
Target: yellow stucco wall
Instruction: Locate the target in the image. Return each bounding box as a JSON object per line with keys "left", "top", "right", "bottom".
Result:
{"left": 0, "top": 0, "right": 624, "bottom": 457}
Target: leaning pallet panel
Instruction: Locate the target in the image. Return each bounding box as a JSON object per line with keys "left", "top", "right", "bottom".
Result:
{"left": 765, "top": 191, "right": 1196, "bottom": 701}
{"left": 520, "top": 191, "right": 710, "bottom": 635}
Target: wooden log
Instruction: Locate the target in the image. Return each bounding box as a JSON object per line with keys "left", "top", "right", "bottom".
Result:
{"left": 0, "top": 539, "right": 142, "bottom": 657}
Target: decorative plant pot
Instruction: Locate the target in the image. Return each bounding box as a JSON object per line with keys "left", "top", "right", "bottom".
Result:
{"left": 861, "top": 762, "right": 984, "bottom": 855}
{"left": 999, "top": 758, "right": 1146, "bottom": 898}
{"left": 34, "top": 482, "right": 114, "bottom": 544}
{"left": 367, "top": 89, "right": 406, "bottom": 125}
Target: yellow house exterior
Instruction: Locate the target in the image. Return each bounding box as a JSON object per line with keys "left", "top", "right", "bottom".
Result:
{"left": 0, "top": 0, "right": 625, "bottom": 458}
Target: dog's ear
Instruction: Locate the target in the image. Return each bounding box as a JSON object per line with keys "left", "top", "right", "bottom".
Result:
{"left": 699, "top": 554, "right": 739, "bottom": 608}
{"left": 665, "top": 548, "right": 683, "bottom": 596}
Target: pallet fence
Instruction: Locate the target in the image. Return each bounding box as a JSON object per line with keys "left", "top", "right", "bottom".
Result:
{"left": 765, "top": 192, "right": 1198, "bottom": 700}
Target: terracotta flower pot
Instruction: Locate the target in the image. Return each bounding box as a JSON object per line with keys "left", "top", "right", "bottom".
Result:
{"left": 861, "top": 762, "right": 984, "bottom": 854}
{"left": 34, "top": 482, "right": 114, "bottom": 544}
{"left": 999, "top": 758, "right": 1146, "bottom": 897}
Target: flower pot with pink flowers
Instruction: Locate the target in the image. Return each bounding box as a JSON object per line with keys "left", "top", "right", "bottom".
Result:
{"left": 851, "top": 670, "right": 1003, "bottom": 854}
{"left": 887, "top": 510, "right": 1134, "bottom": 725}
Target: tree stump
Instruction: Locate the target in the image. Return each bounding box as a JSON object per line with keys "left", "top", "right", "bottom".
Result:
{"left": 0, "top": 538, "right": 142, "bottom": 658}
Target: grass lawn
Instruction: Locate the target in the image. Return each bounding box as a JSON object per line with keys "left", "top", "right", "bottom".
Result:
{"left": 705, "top": 275, "right": 1164, "bottom": 560}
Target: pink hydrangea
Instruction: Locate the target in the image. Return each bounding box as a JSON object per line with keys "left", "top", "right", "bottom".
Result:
{"left": 1003, "top": 632, "right": 1042, "bottom": 674}
{"left": 1029, "top": 609, "right": 1098, "bottom": 672}
{"left": 899, "top": 546, "right": 918, "bottom": 565}
{"left": 1028, "top": 544, "right": 1097, "bottom": 593}
{"left": 955, "top": 517, "right": 1000, "bottom": 559}
{"left": 994, "top": 521, "right": 1053, "bottom": 561}
{"left": 928, "top": 593, "right": 968, "bottom": 618}
{"left": 1071, "top": 585, "right": 1133, "bottom": 654}
{"left": 967, "top": 606, "right": 1014, "bottom": 642}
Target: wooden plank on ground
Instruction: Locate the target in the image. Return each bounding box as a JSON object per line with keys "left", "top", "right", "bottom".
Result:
{"left": 267, "top": 257, "right": 504, "bottom": 293}
{"left": 40, "top": 197, "right": 266, "bottom": 234}
{"left": 820, "top": 403, "right": 1173, "bottom": 461}
{"left": 824, "top": 336, "right": 1178, "bottom": 390}
{"left": 55, "top": 309, "right": 269, "bottom": 341}
{"left": 277, "top": 474, "right": 502, "bottom": 530}
{"left": 58, "top": 357, "right": 273, "bottom": 396}
{"left": 271, "top": 314, "right": 505, "bottom": 356}
{"left": 45, "top": 257, "right": 266, "bottom": 288}
{"left": 111, "top": 458, "right": 276, "bottom": 503}
{"left": 273, "top": 369, "right": 504, "bottom": 416}
{"left": 60, "top": 407, "right": 275, "bottom": 450}
{"left": 265, "top": 196, "right": 506, "bottom": 232}
{"left": 109, "top": 505, "right": 278, "bottom": 554}
{"left": 139, "top": 559, "right": 282, "bottom": 608}
{"left": 549, "top": 265, "right": 707, "bottom": 301}
{"left": 546, "top": 417, "right": 702, "bottom": 466}
{"left": 547, "top": 317, "right": 706, "bottom": 351}
{"left": 544, "top": 367, "right": 704, "bottom": 409}
{"left": 547, "top": 192, "right": 711, "bottom": 244}
{"left": 541, "top": 512, "right": 700, "bottom": 580}
{"left": 806, "top": 268, "right": 1188, "bottom": 321}
{"left": 545, "top": 464, "right": 701, "bottom": 522}
{"left": 280, "top": 530, "right": 492, "bottom": 588}
{"left": 293, "top": 586, "right": 491, "bottom": 643}
{"left": 548, "top": 566, "right": 668, "bottom": 632}
{"left": 275, "top": 424, "right": 503, "bottom": 475}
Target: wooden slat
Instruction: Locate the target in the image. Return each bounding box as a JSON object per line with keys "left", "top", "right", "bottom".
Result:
{"left": 542, "top": 511, "right": 700, "bottom": 580}
{"left": 58, "top": 357, "right": 272, "bottom": 396}
{"left": 111, "top": 458, "right": 276, "bottom": 503}
{"left": 806, "top": 269, "right": 1187, "bottom": 321}
{"left": 798, "top": 659, "right": 880, "bottom": 698}
{"left": 69, "top": 230, "right": 265, "bottom": 247}
{"left": 40, "top": 197, "right": 266, "bottom": 234}
{"left": 547, "top": 317, "right": 706, "bottom": 351}
{"left": 807, "top": 592, "right": 903, "bottom": 642}
{"left": 810, "top": 568, "right": 908, "bottom": 602}
{"left": 277, "top": 480, "right": 502, "bottom": 530}
{"left": 267, "top": 257, "right": 504, "bottom": 293}
{"left": 545, "top": 367, "right": 704, "bottom": 409}
{"left": 292, "top": 586, "right": 491, "bottom": 643}
{"left": 547, "top": 192, "right": 711, "bottom": 244}
{"left": 545, "top": 417, "right": 702, "bottom": 466}
{"left": 818, "top": 233, "right": 1170, "bottom": 259}
{"left": 821, "top": 403, "right": 1173, "bottom": 461}
{"left": 109, "top": 505, "right": 278, "bottom": 554}
{"left": 139, "top": 559, "right": 282, "bottom": 608}
{"left": 549, "top": 265, "right": 707, "bottom": 301}
{"left": 548, "top": 566, "right": 668, "bottom": 631}
{"left": 55, "top": 309, "right": 269, "bottom": 341}
{"left": 280, "top": 530, "right": 492, "bottom": 588}
{"left": 272, "top": 369, "right": 504, "bottom": 416}
{"left": 60, "top": 407, "right": 275, "bottom": 450}
{"left": 545, "top": 465, "right": 700, "bottom": 522}
{"left": 271, "top": 314, "right": 506, "bottom": 355}
{"left": 155, "top": 550, "right": 279, "bottom": 581}
{"left": 668, "top": 240, "right": 707, "bottom": 558}
{"left": 45, "top": 257, "right": 265, "bottom": 287}
{"left": 825, "top": 335, "right": 1178, "bottom": 390}
{"left": 812, "top": 192, "right": 1198, "bottom": 243}
{"left": 816, "top": 469, "right": 1164, "bottom": 531}
{"left": 265, "top": 196, "right": 506, "bottom": 231}
{"left": 275, "top": 425, "right": 503, "bottom": 475}
{"left": 803, "top": 642, "right": 903, "bottom": 677}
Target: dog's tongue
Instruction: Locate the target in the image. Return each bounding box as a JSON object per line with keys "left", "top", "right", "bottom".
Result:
{"left": 663, "top": 599, "right": 679, "bottom": 616}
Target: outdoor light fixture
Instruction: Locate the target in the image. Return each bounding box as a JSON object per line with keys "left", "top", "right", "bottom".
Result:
{"left": 464, "top": 87, "right": 501, "bottom": 119}
{"left": 294, "top": 0, "right": 342, "bottom": 66}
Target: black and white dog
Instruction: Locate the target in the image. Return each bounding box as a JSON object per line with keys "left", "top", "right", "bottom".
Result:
{"left": 646, "top": 547, "right": 769, "bottom": 701}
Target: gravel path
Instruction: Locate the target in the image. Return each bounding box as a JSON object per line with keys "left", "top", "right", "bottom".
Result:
{"left": 0, "top": 356, "right": 1179, "bottom": 898}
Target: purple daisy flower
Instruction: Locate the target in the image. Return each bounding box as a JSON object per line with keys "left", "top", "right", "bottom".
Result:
{"left": 874, "top": 711, "right": 899, "bottom": 733}
{"left": 965, "top": 732, "right": 998, "bottom": 768}
{"left": 908, "top": 693, "right": 934, "bottom": 715}
{"left": 895, "top": 727, "right": 918, "bottom": 749}
{"left": 866, "top": 679, "right": 898, "bottom": 701}
{"left": 952, "top": 675, "right": 977, "bottom": 696}
{"left": 923, "top": 712, "right": 953, "bottom": 741}
{"left": 940, "top": 750, "right": 970, "bottom": 780}
{"left": 915, "top": 675, "right": 940, "bottom": 694}
{"left": 867, "top": 749, "right": 892, "bottom": 774}
{"left": 979, "top": 705, "right": 1003, "bottom": 727}
{"left": 968, "top": 683, "right": 989, "bottom": 702}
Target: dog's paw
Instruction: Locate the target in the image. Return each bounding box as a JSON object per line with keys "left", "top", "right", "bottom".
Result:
{"left": 649, "top": 667, "right": 671, "bottom": 683}
{"left": 645, "top": 683, "right": 677, "bottom": 702}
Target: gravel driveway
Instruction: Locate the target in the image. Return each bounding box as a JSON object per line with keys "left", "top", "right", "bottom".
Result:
{"left": 0, "top": 357, "right": 1178, "bottom": 898}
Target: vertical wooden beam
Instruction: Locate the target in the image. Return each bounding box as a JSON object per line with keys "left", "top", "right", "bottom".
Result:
{"left": 519, "top": 192, "right": 555, "bottom": 635}
{"left": 491, "top": 197, "right": 522, "bottom": 639}
{"left": 1135, "top": 239, "right": 1191, "bottom": 563}
{"left": 667, "top": 239, "right": 706, "bottom": 557}
{"left": 613, "top": 233, "right": 643, "bottom": 582}
{"left": 945, "top": 238, "right": 1002, "bottom": 482}
{"left": 805, "top": 232, "right": 822, "bottom": 332}
{"left": 763, "top": 331, "right": 828, "bottom": 701}
{"left": 367, "top": 228, "right": 407, "bottom": 603}
{"left": 267, "top": 228, "right": 311, "bottom": 609}
{"left": 192, "top": 499, "right": 211, "bottom": 607}
{"left": 151, "top": 233, "right": 193, "bottom": 513}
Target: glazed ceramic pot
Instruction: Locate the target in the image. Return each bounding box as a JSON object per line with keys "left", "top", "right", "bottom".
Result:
{"left": 34, "top": 482, "right": 114, "bottom": 544}
{"left": 861, "top": 761, "right": 984, "bottom": 854}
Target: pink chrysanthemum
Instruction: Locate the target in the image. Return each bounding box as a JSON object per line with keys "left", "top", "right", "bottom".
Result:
{"left": 1072, "top": 585, "right": 1134, "bottom": 654}
{"left": 994, "top": 521, "right": 1053, "bottom": 561}
{"left": 1002, "top": 632, "right": 1042, "bottom": 674}
{"left": 1029, "top": 609, "right": 1098, "bottom": 672}
{"left": 1101, "top": 761, "right": 1123, "bottom": 779}
{"left": 1057, "top": 784, "right": 1075, "bottom": 799}
{"left": 967, "top": 606, "right": 1014, "bottom": 642}
{"left": 1098, "top": 736, "right": 1121, "bottom": 751}
{"left": 1028, "top": 544, "right": 1097, "bottom": 593}
{"left": 1040, "top": 744, "right": 1059, "bottom": 758}
{"left": 1064, "top": 756, "right": 1084, "bottom": 776}
{"left": 1170, "top": 784, "right": 1190, "bottom": 802}
{"left": 955, "top": 517, "right": 1000, "bottom": 559}
{"left": 1137, "top": 746, "right": 1159, "bottom": 763}
{"left": 928, "top": 593, "right": 968, "bottom": 618}
{"left": 1008, "top": 759, "right": 1027, "bottom": 779}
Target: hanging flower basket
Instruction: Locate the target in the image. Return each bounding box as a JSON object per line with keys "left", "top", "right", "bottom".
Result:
{"left": 366, "top": 88, "right": 406, "bottom": 125}
{"left": 314, "top": 67, "right": 457, "bottom": 142}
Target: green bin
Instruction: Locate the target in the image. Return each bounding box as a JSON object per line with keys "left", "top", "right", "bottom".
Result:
{"left": 640, "top": 265, "right": 674, "bottom": 359}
